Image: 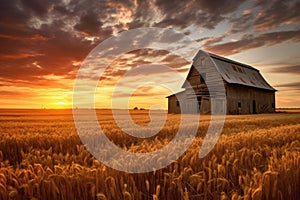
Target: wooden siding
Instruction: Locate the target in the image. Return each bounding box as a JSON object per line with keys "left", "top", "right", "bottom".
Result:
{"left": 184, "top": 66, "right": 226, "bottom": 114}
{"left": 184, "top": 66, "right": 209, "bottom": 113}
{"left": 167, "top": 92, "right": 185, "bottom": 114}
{"left": 226, "top": 84, "right": 275, "bottom": 114}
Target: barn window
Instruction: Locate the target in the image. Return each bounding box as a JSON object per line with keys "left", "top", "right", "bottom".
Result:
{"left": 176, "top": 100, "right": 180, "bottom": 107}
{"left": 200, "top": 73, "right": 206, "bottom": 83}
{"left": 239, "top": 77, "right": 247, "bottom": 83}
{"left": 238, "top": 102, "right": 241, "bottom": 108}
{"left": 232, "top": 65, "right": 238, "bottom": 71}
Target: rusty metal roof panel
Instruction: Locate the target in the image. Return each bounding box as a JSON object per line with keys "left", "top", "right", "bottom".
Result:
{"left": 211, "top": 56, "right": 276, "bottom": 91}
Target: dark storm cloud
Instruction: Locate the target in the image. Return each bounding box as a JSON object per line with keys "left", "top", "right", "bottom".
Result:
{"left": 20, "top": 0, "right": 52, "bottom": 17}
{"left": 205, "top": 29, "right": 300, "bottom": 55}
{"left": 126, "top": 1, "right": 155, "bottom": 29}
{"left": 153, "top": 0, "right": 246, "bottom": 29}
{"left": 0, "top": 0, "right": 100, "bottom": 86}
{"left": 0, "top": 0, "right": 30, "bottom": 24}
{"left": 253, "top": 0, "right": 300, "bottom": 30}
{"left": 227, "top": 10, "right": 255, "bottom": 34}
{"left": 227, "top": 0, "right": 300, "bottom": 34}
{"left": 74, "top": 12, "right": 103, "bottom": 36}
{"left": 270, "top": 65, "right": 300, "bottom": 74}
{"left": 125, "top": 0, "right": 246, "bottom": 29}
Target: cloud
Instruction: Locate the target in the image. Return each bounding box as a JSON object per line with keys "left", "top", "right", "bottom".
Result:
{"left": 74, "top": 12, "right": 103, "bottom": 36}
{"left": 0, "top": 34, "right": 47, "bottom": 41}
{"left": 20, "top": 0, "right": 53, "bottom": 17}
{"left": 0, "top": 0, "right": 30, "bottom": 25}
{"left": 205, "top": 29, "right": 300, "bottom": 55}
{"left": 152, "top": 0, "right": 246, "bottom": 29}
{"left": 274, "top": 82, "right": 300, "bottom": 90}
{"left": 82, "top": 48, "right": 190, "bottom": 90}
{"left": 227, "top": 11, "right": 256, "bottom": 34}
{"left": 226, "top": 0, "right": 300, "bottom": 35}
{"left": 202, "top": 35, "right": 226, "bottom": 46}
{"left": 0, "top": 53, "right": 44, "bottom": 59}
{"left": 0, "top": 91, "right": 26, "bottom": 97}
{"left": 270, "top": 65, "right": 300, "bottom": 74}
{"left": 0, "top": 0, "right": 116, "bottom": 88}
{"left": 253, "top": 0, "right": 300, "bottom": 31}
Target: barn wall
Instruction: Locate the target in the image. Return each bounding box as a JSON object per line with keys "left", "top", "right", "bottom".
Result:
{"left": 167, "top": 92, "right": 185, "bottom": 114}
{"left": 226, "top": 85, "right": 275, "bottom": 114}
{"left": 169, "top": 64, "right": 276, "bottom": 115}
{"left": 186, "top": 66, "right": 201, "bottom": 86}
{"left": 184, "top": 66, "right": 210, "bottom": 114}
{"left": 168, "top": 84, "right": 275, "bottom": 114}
{"left": 183, "top": 88, "right": 201, "bottom": 114}
{"left": 184, "top": 66, "right": 228, "bottom": 114}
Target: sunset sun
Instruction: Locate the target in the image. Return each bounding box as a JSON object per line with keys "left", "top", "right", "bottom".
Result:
{"left": 55, "top": 101, "right": 66, "bottom": 108}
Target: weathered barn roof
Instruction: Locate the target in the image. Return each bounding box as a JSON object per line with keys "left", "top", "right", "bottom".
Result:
{"left": 208, "top": 53, "right": 276, "bottom": 91}
{"left": 165, "top": 90, "right": 185, "bottom": 98}
{"left": 184, "top": 52, "right": 276, "bottom": 91}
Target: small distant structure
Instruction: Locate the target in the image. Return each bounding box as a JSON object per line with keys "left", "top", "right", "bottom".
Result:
{"left": 167, "top": 52, "right": 276, "bottom": 114}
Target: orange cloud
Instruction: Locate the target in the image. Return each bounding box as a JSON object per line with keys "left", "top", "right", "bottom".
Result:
{"left": 0, "top": 53, "right": 44, "bottom": 59}
{"left": 0, "top": 34, "right": 48, "bottom": 41}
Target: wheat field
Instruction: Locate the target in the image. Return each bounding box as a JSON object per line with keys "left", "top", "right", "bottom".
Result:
{"left": 0, "top": 109, "right": 299, "bottom": 200}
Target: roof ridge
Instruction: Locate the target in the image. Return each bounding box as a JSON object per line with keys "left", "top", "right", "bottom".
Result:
{"left": 208, "top": 53, "right": 258, "bottom": 71}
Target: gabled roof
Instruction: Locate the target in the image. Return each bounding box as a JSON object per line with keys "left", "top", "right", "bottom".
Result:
{"left": 209, "top": 53, "right": 258, "bottom": 71}
{"left": 183, "top": 51, "right": 276, "bottom": 91}
{"left": 165, "top": 90, "right": 185, "bottom": 98}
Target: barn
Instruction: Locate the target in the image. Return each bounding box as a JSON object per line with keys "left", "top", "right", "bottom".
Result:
{"left": 167, "top": 51, "right": 276, "bottom": 114}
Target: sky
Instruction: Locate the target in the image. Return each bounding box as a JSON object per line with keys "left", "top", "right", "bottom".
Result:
{"left": 0, "top": 0, "right": 299, "bottom": 109}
